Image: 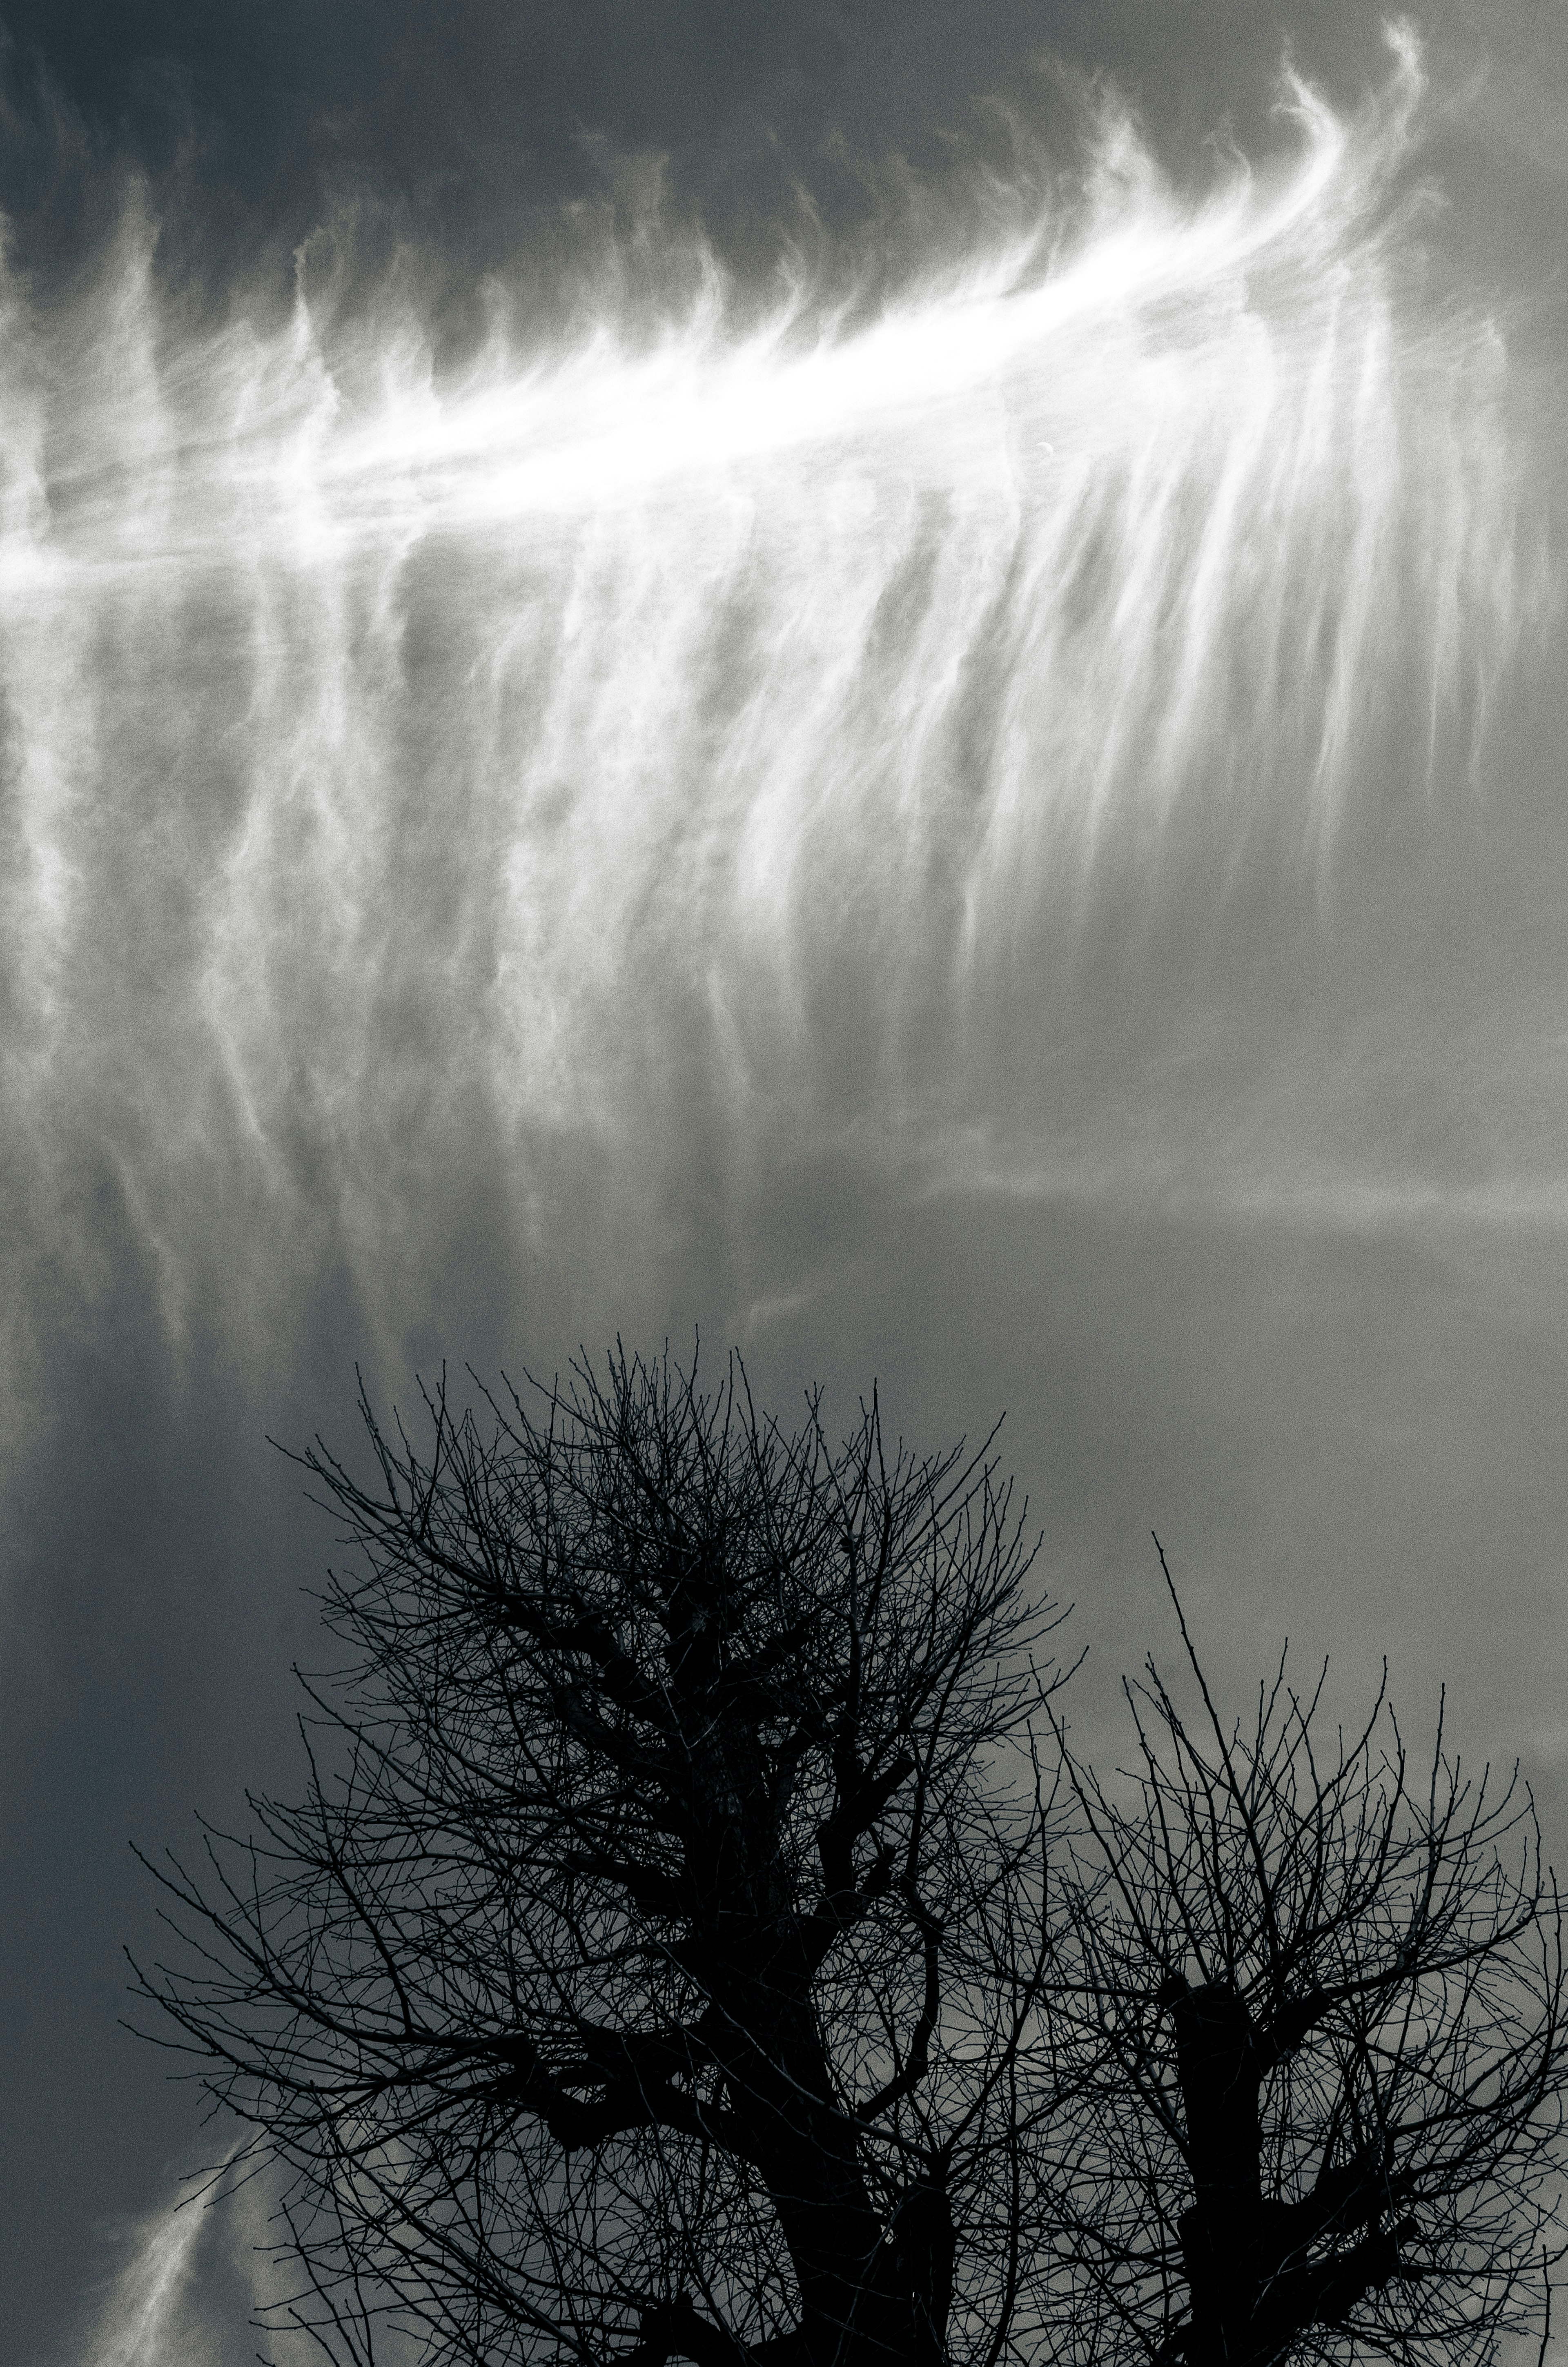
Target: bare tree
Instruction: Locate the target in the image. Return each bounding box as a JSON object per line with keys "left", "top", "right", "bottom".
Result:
{"left": 131, "top": 1347, "right": 1068, "bottom": 2367}
{"left": 1043, "top": 1544, "right": 1567, "bottom": 2367}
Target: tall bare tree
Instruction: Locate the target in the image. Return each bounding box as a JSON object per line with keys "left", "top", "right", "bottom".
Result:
{"left": 1043, "top": 1546, "right": 1568, "bottom": 2367}
{"left": 132, "top": 1347, "right": 1068, "bottom": 2367}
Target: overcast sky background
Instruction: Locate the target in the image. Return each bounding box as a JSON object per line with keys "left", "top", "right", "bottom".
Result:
{"left": 0, "top": 4, "right": 1565, "bottom": 2361}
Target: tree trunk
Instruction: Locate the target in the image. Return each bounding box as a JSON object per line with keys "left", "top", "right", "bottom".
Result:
{"left": 1169, "top": 1980, "right": 1267, "bottom": 2367}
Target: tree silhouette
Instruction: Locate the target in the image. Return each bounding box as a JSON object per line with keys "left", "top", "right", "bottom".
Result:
{"left": 1042, "top": 1545, "right": 1567, "bottom": 2367}
{"left": 132, "top": 1347, "right": 1069, "bottom": 2367}
{"left": 133, "top": 1357, "right": 1568, "bottom": 2367}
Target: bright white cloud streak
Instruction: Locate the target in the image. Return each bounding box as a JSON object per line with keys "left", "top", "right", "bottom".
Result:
{"left": 84, "top": 2192, "right": 212, "bottom": 2367}
{"left": 0, "top": 27, "right": 1549, "bottom": 1401}
{"left": 79, "top": 2168, "right": 361, "bottom": 2367}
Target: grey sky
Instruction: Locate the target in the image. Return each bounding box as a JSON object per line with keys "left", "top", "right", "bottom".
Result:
{"left": 0, "top": 4, "right": 1564, "bottom": 2361}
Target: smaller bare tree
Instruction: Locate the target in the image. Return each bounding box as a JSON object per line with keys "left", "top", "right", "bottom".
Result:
{"left": 1042, "top": 1544, "right": 1567, "bottom": 2367}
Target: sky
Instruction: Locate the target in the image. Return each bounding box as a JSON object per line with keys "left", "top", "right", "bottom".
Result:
{"left": 0, "top": 2, "right": 1564, "bottom": 2360}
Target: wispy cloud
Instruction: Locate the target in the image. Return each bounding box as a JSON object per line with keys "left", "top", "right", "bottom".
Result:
{"left": 0, "top": 30, "right": 1545, "bottom": 1421}
{"left": 82, "top": 2192, "right": 213, "bottom": 2367}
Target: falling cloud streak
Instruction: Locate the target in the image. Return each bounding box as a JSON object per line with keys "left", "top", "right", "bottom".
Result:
{"left": 85, "top": 2193, "right": 211, "bottom": 2367}
{"left": 0, "top": 25, "right": 1552, "bottom": 1422}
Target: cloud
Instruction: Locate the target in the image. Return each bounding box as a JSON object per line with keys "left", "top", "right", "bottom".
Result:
{"left": 82, "top": 2191, "right": 213, "bottom": 2367}
{"left": 0, "top": 27, "right": 1547, "bottom": 1431}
